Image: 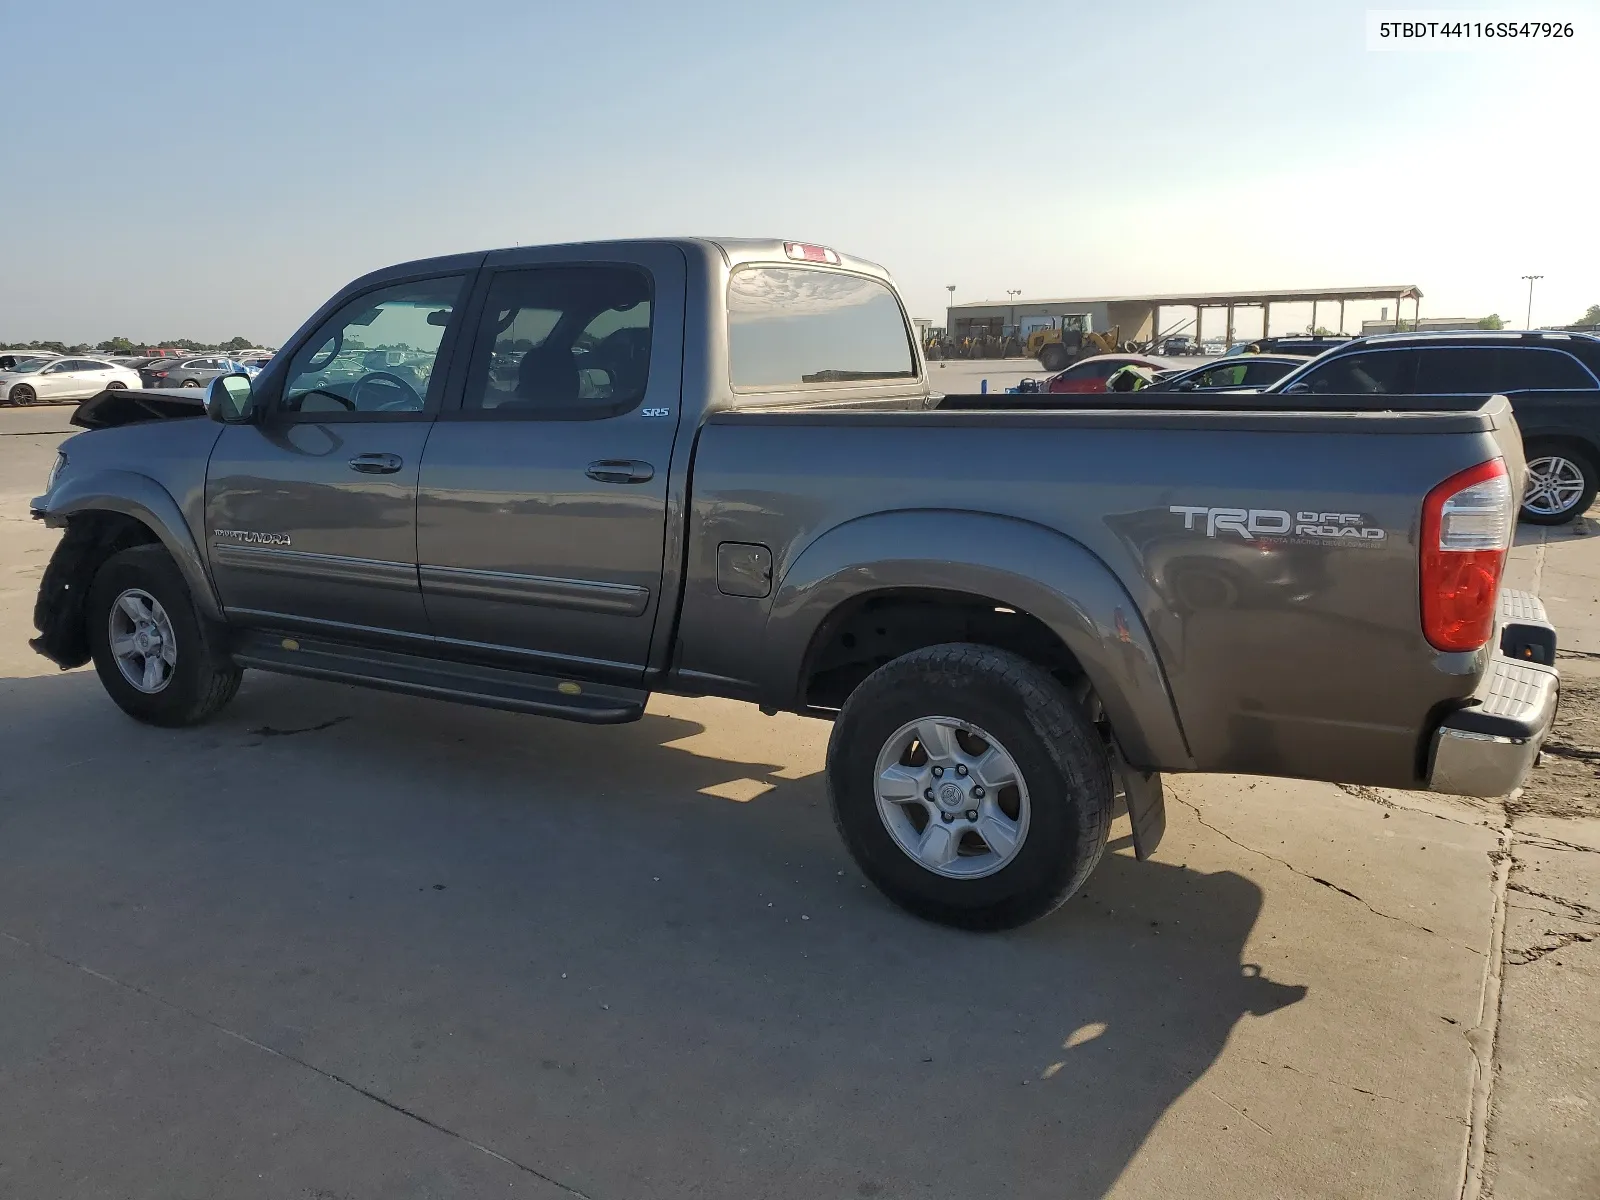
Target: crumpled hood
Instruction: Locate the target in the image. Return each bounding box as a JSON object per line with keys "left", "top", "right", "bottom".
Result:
{"left": 71, "top": 386, "right": 206, "bottom": 430}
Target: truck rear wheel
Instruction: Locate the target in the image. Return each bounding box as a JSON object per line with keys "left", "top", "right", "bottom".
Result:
{"left": 87, "top": 545, "right": 242, "bottom": 727}
{"left": 828, "top": 644, "right": 1114, "bottom": 930}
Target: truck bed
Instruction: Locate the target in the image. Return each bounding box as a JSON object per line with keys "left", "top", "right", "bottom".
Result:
{"left": 675, "top": 395, "right": 1524, "bottom": 789}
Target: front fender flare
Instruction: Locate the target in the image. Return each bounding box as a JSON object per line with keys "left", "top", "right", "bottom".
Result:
{"left": 761, "top": 509, "right": 1193, "bottom": 771}
{"left": 38, "top": 469, "right": 222, "bottom": 621}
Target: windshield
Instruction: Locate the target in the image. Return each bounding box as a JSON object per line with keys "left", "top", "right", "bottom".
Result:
{"left": 5, "top": 358, "right": 51, "bottom": 373}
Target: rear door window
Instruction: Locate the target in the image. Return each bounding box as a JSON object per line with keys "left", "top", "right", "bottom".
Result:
{"left": 458, "top": 265, "right": 653, "bottom": 418}
{"left": 1502, "top": 348, "right": 1598, "bottom": 391}
{"left": 1298, "top": 350, "right": 1418, "bottom": 394}
{"left": 1414, "top": 347, "right": 1505, "bottom": 394}
{"left": 1203, "top": 363, "right": 1249, "bottom": 388}
{"left": 728, "top": 267, "right": 916, "bottom": 390}
{"left": 1239, "top": 360, "right": 1290, "bottom": 387}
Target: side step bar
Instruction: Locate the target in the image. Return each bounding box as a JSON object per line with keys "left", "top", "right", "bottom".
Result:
{"left": 231, "top": 630, "right": 648, "bottom": 724}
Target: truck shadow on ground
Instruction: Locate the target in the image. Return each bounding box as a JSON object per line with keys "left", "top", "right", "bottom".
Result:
{"left": 0, "top": 667, "right": 1306, "bottom": 1200}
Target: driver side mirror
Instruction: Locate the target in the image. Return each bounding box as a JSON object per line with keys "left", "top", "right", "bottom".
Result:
{"left": 207, "top": 372, "right": 257, "bottom": 423}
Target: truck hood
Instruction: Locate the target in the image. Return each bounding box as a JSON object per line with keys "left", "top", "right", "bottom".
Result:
{"left": 72, "top": 386, "right": 206, "bottom": 430}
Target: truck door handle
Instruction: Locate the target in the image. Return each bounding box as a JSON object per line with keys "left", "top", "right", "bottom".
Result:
{"left": 348, "top": 452, "right": 403, "bottom": 474}
{"left": 586, "top": 459, "right": 655, "bottom": 484}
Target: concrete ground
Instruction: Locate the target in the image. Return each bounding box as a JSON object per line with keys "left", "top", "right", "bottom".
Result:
{"left": 0, "top": 402, "right": 1595, "bottom": 1198}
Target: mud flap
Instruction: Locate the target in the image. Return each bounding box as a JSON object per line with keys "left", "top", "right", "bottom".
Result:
{"left": 1112, "top": 745, "right": 1166, "bottom": 861}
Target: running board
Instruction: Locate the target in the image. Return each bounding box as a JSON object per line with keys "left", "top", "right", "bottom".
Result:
{"left": 231, "top": 630, "right": 648, "bottom": 724}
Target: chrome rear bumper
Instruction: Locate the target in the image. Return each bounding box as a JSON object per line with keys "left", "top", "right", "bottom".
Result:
{"left": 1427, "top": 589, "right": 1559, "bottom": 798}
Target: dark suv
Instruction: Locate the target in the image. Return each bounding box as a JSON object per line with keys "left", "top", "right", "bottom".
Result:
{"left": 1267, "top": 331, "right": 1600, "bottom": 523}
{"left": 1225, "top": 335, "right": 1354, "bottom": 357}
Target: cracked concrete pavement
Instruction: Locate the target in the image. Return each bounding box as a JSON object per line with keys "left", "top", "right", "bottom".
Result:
{"left": 1, "top": 405, "right": 1596, "bottom": 1198}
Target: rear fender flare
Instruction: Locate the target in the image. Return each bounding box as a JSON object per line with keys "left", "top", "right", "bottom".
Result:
{"left": 42, "top": 470, "right": 222, "bottom": 621}
{"left": 761, "top": 510, "right": 1194, "bottom": 770}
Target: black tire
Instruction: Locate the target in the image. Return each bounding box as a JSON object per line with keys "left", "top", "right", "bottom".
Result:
{"left": 828, "top": 644, "right": 1114, "bottom": 931}
{"left": 1038, "top": 344, "right": 1068, "bottom": 373}
{"left": 10, "top": 383, "right": 36, "bottom": 406}
{"left": 86, "top": 545, "right": 242, "bottom": 727}
{"left": 106, "top": 380, "right": 127, "bottom": 390}
{"left": 1520, "top": 443, "right": 1597, "bottom": 525}
{"left": 180, "top": 379, "right": 201, "bottom": 388}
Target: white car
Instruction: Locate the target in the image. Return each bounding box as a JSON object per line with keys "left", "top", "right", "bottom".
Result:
{"left": 0, "top": 350, "right": 58, "bottom": 372}
{"left": 0, "top": 357, "right": 142, "bottom": 406}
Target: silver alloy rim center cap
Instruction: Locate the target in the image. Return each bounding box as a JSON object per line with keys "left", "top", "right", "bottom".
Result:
{"left": 938, "top": 782, "right": 965, "bottom": 809}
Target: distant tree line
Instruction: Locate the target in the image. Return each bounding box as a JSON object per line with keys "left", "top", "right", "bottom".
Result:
{"left": 2, "top": 335, "right": 264, "bottom": 354}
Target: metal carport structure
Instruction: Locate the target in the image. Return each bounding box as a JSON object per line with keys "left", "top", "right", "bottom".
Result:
{"left": 947, "top": 284, "right": 1424, "bottom": 349}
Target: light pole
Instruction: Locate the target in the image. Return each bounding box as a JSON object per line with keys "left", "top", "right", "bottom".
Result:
{"left": 1522, "top": 275, "right": 1543, "bottom": 329}
{"left": 1006, "top": 289, "right": 1020, "bottom": 333}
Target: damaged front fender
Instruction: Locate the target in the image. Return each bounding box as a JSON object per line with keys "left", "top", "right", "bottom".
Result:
{"left": 31, "top": 517, "right": 145, "bottom": 668}
{"left": 30, "top": 470, "right": 224, "bottom": 669}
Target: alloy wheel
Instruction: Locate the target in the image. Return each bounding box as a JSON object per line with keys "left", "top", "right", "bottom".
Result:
{"left": 1523, "top": 455, "right": 1587, "bottom": 518}
{"left": 873, "top": 716, "right": 1031, "bottom": 879}
{"left": 108, "top": 587, "right": 178, "bottom": 694}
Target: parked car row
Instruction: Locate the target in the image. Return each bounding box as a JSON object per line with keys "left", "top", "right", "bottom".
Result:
{"left": 1016, "top": 330, "right": 1600, "bottom": 523}
{"left": 138, "top": 356, "right": 262, "bottom": 389}
{"left": 0, "top": 350, "right": 270, "bottom": 405}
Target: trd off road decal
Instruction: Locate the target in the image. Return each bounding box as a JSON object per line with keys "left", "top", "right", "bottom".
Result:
{"left": 1169, "top": 505, "right": 1387, "bottom": 545}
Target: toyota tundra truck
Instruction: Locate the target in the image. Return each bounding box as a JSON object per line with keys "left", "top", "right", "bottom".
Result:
{"left": 29, "top": 237, "right": 1559, "bottom": 930}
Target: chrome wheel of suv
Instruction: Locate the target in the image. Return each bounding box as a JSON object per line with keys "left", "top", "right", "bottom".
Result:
{"left": 108, "top": 587, "right": 177, "bottom": 694}
{"left": 1523, "top": 455, "right": 1588, "bottom": 518}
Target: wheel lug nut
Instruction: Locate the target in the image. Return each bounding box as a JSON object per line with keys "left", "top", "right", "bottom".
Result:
{"left": 956, "top": 764, "right": 968, "bottom": 776}
{"left": 924, "top": 788, "right": 935, "bottom": 801}
{"left": 941, "top": 812, "right": 954, "bottom": 823}
{"left": 965, "top": 809, "right": 977, "bottom": 821}
{"left": 972, "top": 786, "right": 985, "bottom": 799}
{"left": 931, "top": 766, "right": 944, "bottom": 778}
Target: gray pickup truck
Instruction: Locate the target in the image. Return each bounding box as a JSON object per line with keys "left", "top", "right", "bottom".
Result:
{"left": 30, "top": 238, "right": 1560, "bottom": 930}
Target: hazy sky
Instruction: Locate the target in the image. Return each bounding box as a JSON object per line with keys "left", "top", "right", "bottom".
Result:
{"left": 3, "top": 0, "right": 1595, "bottom": 344}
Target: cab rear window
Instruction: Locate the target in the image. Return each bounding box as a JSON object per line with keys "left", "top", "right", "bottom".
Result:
{"left": 727, "top": 267, "right": 916, "bottom": 390}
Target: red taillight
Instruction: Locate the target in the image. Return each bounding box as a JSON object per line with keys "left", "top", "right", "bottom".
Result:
{"left": 783, "top": 241, "right": 841, "bottom": 265}
{"left": 154, "top": 371, "right": 168, "bottom": 377}
{"left": 1420, "top": 458, "right": 1514, "bottom": 652}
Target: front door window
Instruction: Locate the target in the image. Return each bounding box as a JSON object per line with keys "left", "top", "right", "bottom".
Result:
{"left": 280, "top": 277, "right": 466, "bottom": 417}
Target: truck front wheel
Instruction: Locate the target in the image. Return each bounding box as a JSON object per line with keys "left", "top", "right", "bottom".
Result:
{"left": 827, "top": 644, "right": 1114, "bottom": 930}
{"left": 87, "top": 545, "right": 243, "bottom": 727}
